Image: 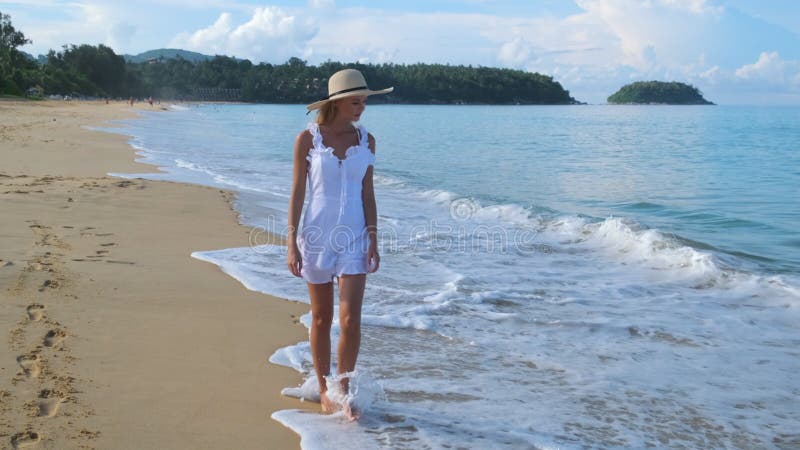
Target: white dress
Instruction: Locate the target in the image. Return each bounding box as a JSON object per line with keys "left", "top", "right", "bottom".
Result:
{"left": 298, "top": 122, "right": 375, "bottom": 284}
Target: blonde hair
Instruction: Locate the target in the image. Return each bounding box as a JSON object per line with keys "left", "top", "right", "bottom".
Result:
{"left": 315, "top": 101, "right": 337, "bottom": 125}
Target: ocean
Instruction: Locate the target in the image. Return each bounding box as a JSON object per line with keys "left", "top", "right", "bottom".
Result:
{"left": 101, "top": 103, "right": 799, "bottom": 449}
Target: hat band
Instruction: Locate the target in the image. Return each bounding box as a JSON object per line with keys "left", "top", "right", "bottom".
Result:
{"left": 327, "top": 85, "right": 368, "bottom": 99}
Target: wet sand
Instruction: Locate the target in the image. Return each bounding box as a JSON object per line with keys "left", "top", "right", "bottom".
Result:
{"left": 0, "top": 99, "right": 311, "bottom": 449}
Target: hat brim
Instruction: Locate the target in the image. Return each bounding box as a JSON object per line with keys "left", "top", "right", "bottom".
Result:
{"left": 306, "top": 87, "right": 394, "bottom": 111}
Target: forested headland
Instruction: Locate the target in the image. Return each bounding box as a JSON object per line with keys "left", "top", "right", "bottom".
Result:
{"left": 1, "top": 12, "right": 578, "bottom": 105}
{"left": 607, "top": 81, "right": 713, "bottom": 105}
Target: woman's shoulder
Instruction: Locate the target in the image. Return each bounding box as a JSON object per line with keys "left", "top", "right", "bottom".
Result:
{"left": 295, "top": 129, "right": 313, "bottom": 144}
{"left": 294, "top": 129, "right": 314, "bottom": 154}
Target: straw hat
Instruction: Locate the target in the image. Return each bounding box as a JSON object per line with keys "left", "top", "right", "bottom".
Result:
{"left": 306, "top": 69, "right": 393, "bottom": 111}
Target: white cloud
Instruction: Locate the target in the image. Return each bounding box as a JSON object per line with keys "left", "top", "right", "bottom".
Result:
{"left": 12, "top": 2, "right": 133, "bottom": 54}
{"left": 309, "top": 0, "right": 334, "bottom": 9}
{"left": 497, "top": 36, "right": 533, "bottom": 68}
{"left": 573, "top": 0, "right": 707, "bottom": 70}
{"left": 307, "top": 11, "right": 494, "bottom": 66}
{"left": 170, "top": 7, "right": 318, "bottom": 62}
{"left": 659, "top": 0, "right": 724, "bottom": 16}
{"left": 11, "top": 1, "right": 208, "bottom": 55}
{"left": 173, "top": 13, "right": 232, "bottom": 54}
{"left": 78, "top": 2, "right": 108, "bottom": 26}
{"left": 735, "top": 51, "right": 800, "bottom": 90}
{"left": 735, "top": 51, "right": 787, "bottom": 83}
{"left": 699, "top": 65, "right": 720, "bottom": 82}
{"left": 108, "top": 22, "right": 137, "bottom": 50}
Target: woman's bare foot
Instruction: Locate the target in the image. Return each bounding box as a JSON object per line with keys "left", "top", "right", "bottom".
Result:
{"left": 343, "top": 400, "right": 361, "bottom": 422}
{"left": 320, "top": 391, "right": 336, "bottom": 414}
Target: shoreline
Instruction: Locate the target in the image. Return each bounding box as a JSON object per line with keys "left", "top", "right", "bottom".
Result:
{"left": 0, "top": 99, "right": 312, "bottom": 448}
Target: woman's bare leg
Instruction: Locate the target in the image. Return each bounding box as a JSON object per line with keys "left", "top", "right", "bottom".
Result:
{"left": 308, "top": 281, "right": 335, "bottom": 413}
{"left": 337, "top": 273, "right": 366, "bottom": 420}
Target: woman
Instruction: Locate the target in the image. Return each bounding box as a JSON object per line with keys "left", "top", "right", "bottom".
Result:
{"left": 287, "top": 69, "right": 391, "bottom": 420}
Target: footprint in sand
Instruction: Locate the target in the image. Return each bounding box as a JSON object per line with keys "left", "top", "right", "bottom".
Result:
{"left": 26, "top": 304, "right": 45, "bottom": 321}
{"left": 44, "top": 329, "right": 67, "bottom": 347}
{"left": 10, "top": 431, "right": 41, "bottom": 449}
{"left": 16, "top": 354, "right": 41, "bottom": 378}
{"left": 30, "top": 261, "right": 51, "bottom": 271}
{"left": 38, "top": 389, "right": 67, "bottom": 417}
{"left": 38, "top": 279, "right": 60, "bottom": 291}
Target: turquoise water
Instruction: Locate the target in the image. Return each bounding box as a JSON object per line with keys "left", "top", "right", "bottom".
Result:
{"left": 133, "top": 104, "right": 800, "bottom": 273}
{"left": 366, "top": 105, "right": 800, "bottom": 274}
{"left": 108, "top": 104, "right": 800, "bottom": 449}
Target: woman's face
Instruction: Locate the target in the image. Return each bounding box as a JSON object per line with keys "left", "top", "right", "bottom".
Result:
{"left": 335, "top": 95, "right": 367, "bottom": 122}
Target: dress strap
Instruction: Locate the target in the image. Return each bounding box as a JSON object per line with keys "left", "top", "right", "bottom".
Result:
{"left": 357, "top": 124, "right": 368, "bottom": 148}
{"left": 358, "top": 125, "right": 375, "bottom": 166}
{"left": 307, "top": 122, "right": 324, "bottom": 150}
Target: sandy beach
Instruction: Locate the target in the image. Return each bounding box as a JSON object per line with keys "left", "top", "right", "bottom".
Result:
{"left": 0, "top": 100, "right": 311, "bottom": 449}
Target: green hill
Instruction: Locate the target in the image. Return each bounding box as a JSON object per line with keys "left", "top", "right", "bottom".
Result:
{"left": 122, "top": 48, "right": 216, "bottom": 64}
{"left": 608, "top": 81, "right": 713, "bottom": 105}
{"left": 124, "top": 56, "right": 579, "bottom": 104}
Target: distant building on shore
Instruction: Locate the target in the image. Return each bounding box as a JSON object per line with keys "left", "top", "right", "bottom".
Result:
{"left": 193, "top": 88, "right": 242, "bottom": 101}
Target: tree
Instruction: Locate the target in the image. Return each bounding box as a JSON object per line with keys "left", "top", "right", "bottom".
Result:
{"left": 2, "top": 11, "right": 581, "bottom": 104}
{"left": 0, "top": 11, "right": 36, "bottom": 96}
{"left": 49, "top": 44, "right": 127, "bottom": 96}
{"left": 608, "top": 81, "right": 714, "bottom": 105}
{"left": 0, "top": 11, "right": 29, "bottom": 49}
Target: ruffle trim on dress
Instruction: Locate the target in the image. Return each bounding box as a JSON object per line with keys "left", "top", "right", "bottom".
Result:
{"left": 306, "top": 122, "right": 375, "bottom": 165}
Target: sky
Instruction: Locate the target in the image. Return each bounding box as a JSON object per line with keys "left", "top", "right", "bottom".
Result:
{"left": 4, "top": 0, "right": 800, "bottom": 104}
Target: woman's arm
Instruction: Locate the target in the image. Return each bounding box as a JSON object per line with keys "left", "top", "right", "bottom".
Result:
{"left": 362, "top": 133, "right": 380, "bottom": 272}
{"left": 287, "top": 130, "right": 311, "bottom": 276}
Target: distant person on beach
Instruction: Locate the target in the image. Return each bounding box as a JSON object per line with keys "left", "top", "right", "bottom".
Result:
{"left": 287, "top": 69, "right": 391, "bottom": 420}
{"left": 128, "top": 96, "right": 134, "bottom": 106}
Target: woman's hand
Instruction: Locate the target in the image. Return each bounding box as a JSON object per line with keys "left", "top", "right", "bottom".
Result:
{"left": 287, "top": 244, "right": 303, "bottom": 277}
{"left": 367, "top": 241, "right": 380, "bottom": 273}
